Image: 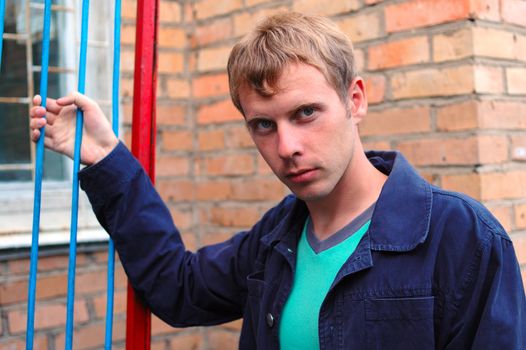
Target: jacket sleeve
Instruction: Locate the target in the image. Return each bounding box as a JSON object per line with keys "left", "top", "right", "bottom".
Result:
{"left": 79, "top": 142, "right": 283, "bottom": 327}
{"left": 444, "top": 223, "right": 526, "bottom": 349}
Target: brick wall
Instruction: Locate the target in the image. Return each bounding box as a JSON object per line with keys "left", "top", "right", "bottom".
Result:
{"left": 1, "top": 0, "right": 525, "bottom": 348}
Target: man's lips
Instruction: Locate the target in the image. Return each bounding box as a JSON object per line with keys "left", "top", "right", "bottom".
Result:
{"left": 285, "top": 168, "right": 318, "bottom": 183}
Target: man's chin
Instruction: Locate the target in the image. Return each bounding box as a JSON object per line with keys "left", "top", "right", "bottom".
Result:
{"left": 288, "top": 185, "right": 331, "bottom": 203}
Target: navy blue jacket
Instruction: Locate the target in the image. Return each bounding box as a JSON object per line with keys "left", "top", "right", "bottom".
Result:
{"left": 80, "top": 143, "right": 526, "bottom": 349}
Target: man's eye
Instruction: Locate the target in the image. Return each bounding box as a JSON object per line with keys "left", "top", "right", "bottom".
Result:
{"left": 248, "top": 119, "right": 275, "bottom": 134}
{"left": 300, "top": 107, "right": 315, "bottom": 117}
{"left": 257, "top": 119, "right": 273, "bottom": 129}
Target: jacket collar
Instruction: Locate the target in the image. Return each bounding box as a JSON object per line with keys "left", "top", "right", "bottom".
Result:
{"left": 261, "top": 151, "right": 433, "bottom": 252}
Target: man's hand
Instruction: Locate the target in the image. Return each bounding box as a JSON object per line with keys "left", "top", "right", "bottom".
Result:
{"left": 29, "top": 92, "right": 119, "bottom": 166}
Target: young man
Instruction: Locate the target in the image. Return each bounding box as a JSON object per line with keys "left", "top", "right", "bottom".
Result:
{"left": 30, "top": 12, "right": 525, "bottom": 350}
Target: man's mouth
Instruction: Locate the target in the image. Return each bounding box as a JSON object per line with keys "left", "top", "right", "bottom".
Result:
{"left": 286, "top": 168, "right": 318, "bottom": 183}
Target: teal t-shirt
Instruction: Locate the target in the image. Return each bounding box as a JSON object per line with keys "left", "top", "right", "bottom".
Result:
{"left": 279, "top": 218, "right": 370, "bottom": 350}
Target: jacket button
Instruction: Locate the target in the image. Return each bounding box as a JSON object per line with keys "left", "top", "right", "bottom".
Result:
{"left": 266, "top": 313, "right": 274, "bottom": 328}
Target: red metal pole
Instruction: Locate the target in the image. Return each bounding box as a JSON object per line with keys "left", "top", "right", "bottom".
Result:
{"left": 127, "top": 0, "right": 159, "bottom": 348}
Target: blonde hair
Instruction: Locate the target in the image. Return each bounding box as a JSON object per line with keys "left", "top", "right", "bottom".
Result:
{"left": 227, "top": 12, "right": 357, "bottom": 114}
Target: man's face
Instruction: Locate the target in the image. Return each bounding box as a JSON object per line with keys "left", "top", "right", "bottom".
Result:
{"left": 239, "top": 63, "right": 364, "bottom": 202}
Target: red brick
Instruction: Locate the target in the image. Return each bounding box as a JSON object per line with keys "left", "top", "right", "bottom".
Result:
{"left": 364, "top": 74, "right": 386, "bottom": 104}
{"left": 337, "top": 12, "right": 383, "bottom": 43}
{"left": 5, "top": 255, "right": 80, "bottom": 276}
{"left": 480, "top": 171, "right": 526, "bottom": 200}
{"left": 158, "top": 52, "right": 184, "bottom": 74}
{"left": 473, "top": 27, "right": 516, "bottom": 60}
{"left": 510, "top": 233, "right": 526, "bottom": 265}
{"left": 385, "top": 0, "right": 470, "bottom": 32}
{"left": 233, "top": 7, "right": 289, "bottom": 37}
{"left": 396, "top": 137, "right": 478, "bottom": 166}
{"left": 151, "top": 313, "right": 180, "bottom": 336}
{"left": 168, "top": 332, "right": 204, "bottom": 349}
{"left": 192, "top": 17, "right": 232, "bottom": 47}
{"left": 515, "top": 203, "right": 526, "bottom": 229}
{"left": 198, "top": 129, "right": 226, "bottom": 151}
{"left": 474, "top": 65, "right": 503, "bottom": 94}
{"left": 120, "top": 50, "right": 136, "bottom": 73}
{"left": 192, "top": 73, "right": 230, "bottom": 98}
{"left": 197, "top": 46, "right": 231, "bottom": 72}
{"left": 121, "top": 77, "right": 134, "bottom": 99}
{"left": 436, "top": 100, "right": 479, "bottom": 131}
{"left": 76, "top": 269, "right": 110, "bottom": 294}
{"left": 257, "top": 154, "right": 274, "bottom": 175}
{"left": 478, "top": 100, "right": 526, "bottom": 129}
{"left": 121, "top": 24, "right": 136, "bottom": 45}
{"left": 157, "top": 104, "right": 187, "bottom": 126}
{"left": 0, "top": 279, "right": 27, "bottom": 305}
{"left": 511, "top": 135, "right": 526, "bottom": 161}
{"left": 230, "top": 179, "right": 287, "bottom": 201}
{"left": 169, "top": 207, "right": 194, "bottom": 231}
{"left": 161, "top": 130, "right": 194, "bottom": 151}
{"left": 226, "top": 126, "right": 254, "bottom": 149}
{"left": 502, "top": 0, "right": 526, "bottom": 26}
{"left": 195, "top": 180, "right": 233, "bottom": 201}
{"left": 122, "top": 0, "right": 137, "bottom": 19}
{"left": 390, "top": 65, "right": 473, "bottom": 99}
{"left": 360, "top": 106, "right": 431, "bottom": 136}
{"left": 441, "top": 173, "right": 481, "bottom": 200}
{"left": 362, "top": 140, "right": 392, "bottom": 151}
{"left": 433, "top": 28, "right": 473, "bottom": 62}
{"left": 159, "top": 27, "right": 186, "bottom": 49}
{"left": 368, "top": 36, "right": 429, "bottom": 70}
{"left": 292, "top": 0, "right": 360, "bottom": 16}
{"left": 486, "top": 205, "right": 512, "bottom": 232}
{"left": 0, "top": 335, "right": 48, "bottom": 350}
{"left": 8, "top": 301, "right": 89, "bottom": 333}
{"left": 156, "top": 155, "right": 191, "bottom": 177}
{"left": 470, "top": 0, "right": 500, "bottom": 20}
{"left": 165, "top": 78, "right": 191, "bottom": 99}
{"left": 194, "top": 0, "right": 243, "bottom": 19}
{"left": 55, "top": 318, "right": 126, "bottom": 350}
{"left": 198, "top": 154, "right": 255, "bottom": 176}
{"left": 507, "top": 67, "right": 526, "bottom": 95}
{"left": 93, "top": 290, "right": 127, "bottom": 319}
{"left": 208, "top": 330, "right": 240, "bottom": 350}
{"left": 354, "top": 48, "right": 365, "bottom": 73}
{"left": 160, "top": 0, "right": 182, "bottom": 23}
{"left": 157, "top": 179, "right": 195, "bottom": 202}
{"left": 478, "top": 135, "right": 508, "bottom": 164}
{"left": 221, "top": 319, "right": 243, "bottom": 331}
{"left": 210, "top": 206, "right": 261, "bottom": 227}
{"left": 197, "top": 99, "right": 243, "bottom": 125}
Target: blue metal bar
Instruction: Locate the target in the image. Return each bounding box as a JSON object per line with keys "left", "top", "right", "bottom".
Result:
{"left": 26, "top": 1, "right": 52, "bottom": 349}
{"left": 0, "top": 0, "right": 5, "bottom": 69}
{"left": 104, "top": 0, "right": 122, "bottom": 348}
{"left": 65, "top": 0, "right": 90, "bottom": 348}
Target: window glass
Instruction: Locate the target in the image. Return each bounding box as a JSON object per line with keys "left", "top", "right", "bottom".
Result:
{"left": 0, "top": 40, "right": 28, "bottom": 97}
{"left": 0, "top": 104, "right": 31, "bottom": 164}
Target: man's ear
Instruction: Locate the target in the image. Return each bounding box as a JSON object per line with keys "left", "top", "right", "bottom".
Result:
{"left": 347, "top": 77, "right": 367, "bottom": 124}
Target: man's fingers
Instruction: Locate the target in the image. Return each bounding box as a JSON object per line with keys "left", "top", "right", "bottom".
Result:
{"left": 44, "top": 97, "right": 63, "bottom": 114}
{"left": 31, "top": 129, "right": 41, "bottom": 142}
{"left": 30, "top": 117, "right": 47, "bottom": 130}
{"left": 57, "top": 91, "right": 96, "bottom": 111}
{"left": 33, "top": 95, "right": 42, "bottom": 107}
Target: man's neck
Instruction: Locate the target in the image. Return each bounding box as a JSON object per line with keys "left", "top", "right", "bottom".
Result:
{"left": 306, "top": 151, "right": 387, "bottom": 241}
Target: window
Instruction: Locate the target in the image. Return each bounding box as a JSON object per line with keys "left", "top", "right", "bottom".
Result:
{"left": 0, "top": 0, "right": 117, "bottom": 247}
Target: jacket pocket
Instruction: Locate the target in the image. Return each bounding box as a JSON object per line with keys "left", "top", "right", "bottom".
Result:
{"left": 365, "top": 296, "right": 436, "bottom": 350}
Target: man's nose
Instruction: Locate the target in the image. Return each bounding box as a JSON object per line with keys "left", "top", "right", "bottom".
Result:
{"left": 277, "top": 125, "right": 302, "bottom": 160}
